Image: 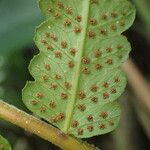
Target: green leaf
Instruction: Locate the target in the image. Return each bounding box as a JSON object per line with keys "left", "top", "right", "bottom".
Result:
{"left": 0, "top": 135, "right": 11, "bottom": 150}
{"left": 22, "top": 0, "right": 136, "bottom": 138}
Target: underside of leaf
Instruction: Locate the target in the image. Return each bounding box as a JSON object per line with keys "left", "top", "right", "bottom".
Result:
{"left": 22, "top": 0, "right": 136, "bottom": 138}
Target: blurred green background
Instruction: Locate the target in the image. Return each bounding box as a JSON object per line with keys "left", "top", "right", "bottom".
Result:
{"left": 0, "top": 0, "right": 150, "bottom": 149}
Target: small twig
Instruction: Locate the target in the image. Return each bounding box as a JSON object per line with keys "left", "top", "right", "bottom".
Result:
{"left": 0, "top": 100, "right": 96, "bottom": 150}
{"left": 122, "top": 59, "right": 150, "bottom": 114}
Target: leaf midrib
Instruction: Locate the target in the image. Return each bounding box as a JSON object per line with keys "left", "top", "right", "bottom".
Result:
{"left": 63, "top": 0, "right": 90, "bottom": 133}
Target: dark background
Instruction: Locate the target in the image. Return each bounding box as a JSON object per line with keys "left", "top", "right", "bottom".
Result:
{"left": 0, "top": 0, "right": 150, "bottom": 149}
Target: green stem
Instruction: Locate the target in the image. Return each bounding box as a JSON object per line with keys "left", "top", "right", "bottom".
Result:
{"left": 0, "top": 100, "right": 97, "bottom": 150}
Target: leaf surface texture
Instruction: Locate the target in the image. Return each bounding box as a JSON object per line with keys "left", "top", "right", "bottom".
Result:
{"left": 22, "top": 0, "right": 136, "bottom": 138}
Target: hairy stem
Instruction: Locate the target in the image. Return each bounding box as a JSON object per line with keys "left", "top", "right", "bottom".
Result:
{"left": 0, "top": 100, "right": 96, "bottom": 150}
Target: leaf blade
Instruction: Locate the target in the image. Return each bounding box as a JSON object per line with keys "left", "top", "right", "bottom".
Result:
{"left": 22, "top": 0, "right": 136, "bottom": 138}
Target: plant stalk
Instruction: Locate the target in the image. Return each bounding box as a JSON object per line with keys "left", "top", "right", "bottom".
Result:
{"left": 122, "top": 59, "right": 150, "bottom": 115}
{"left": 0, "top": 100, "right": 96, "bottom": 150}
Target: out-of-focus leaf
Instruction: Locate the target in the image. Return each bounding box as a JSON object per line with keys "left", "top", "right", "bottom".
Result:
{"left": 0, "top": 56, "right": 6, "bottom": 97}
{"left": 0, "top": 135, "right": 11, "bottom": 150}
{"left": 0, "top": 0, "right": 43, "bottom": 56}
